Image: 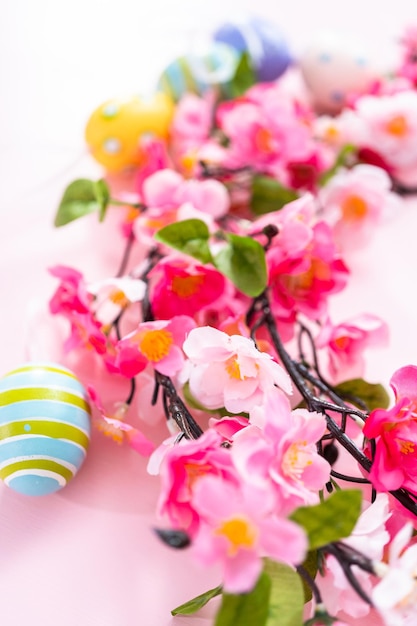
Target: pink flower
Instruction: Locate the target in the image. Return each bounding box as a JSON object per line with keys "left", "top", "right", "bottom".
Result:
{"left": 115, "top": 315, "right": 196, "bottom": 378}
{"left": 135, "top": 137, "right": 171, "bottom": 194}
{"left": 364, "top": 365, "right": 417, "bottom": 494}
{"left": 317, "top": 313, "right": 389, "bottom": 382}
{"left": 398, "top": 26, "right": 417, "bottom": 85}
{"left": 182, "top": 327, "right": 292, "bottom": 413}
{"left": 49, "top": 265, "right": 92, "bottom": 316}
{"left": 142, "top": 168, "right": 229, "bottom": 218}
{"left": 155, "top": 429, "right": 237, "bottom": 534}
{"left": 64, "top": 311, "right": 112, "bottom": 357}
{"left": 171, "top": 93, "right": 213, "bottom": 148}
{"left": 149, "top": 258, "right": 227, "bottom": 320}
{"left": 317, "top": 495, "right": 391, "bottom": 619}
{"left": 191, "top": 474, "right": 307, "bottom": 593}
{"left": 372, "top": 522, "right": 417, "bottom": 625}
{"left": 319, "top": 165, "right": 401, "bottom": 249}
{"left": 233, "top": 389, "right": 330, "bottom": 513}
{"left": 216, "top": 84, "right": 316, "bottom": 178}
{"left": 250, "top": 193, "right": 316, "bottom": 258}
{"left": 354, "top": 91, "right": 417, "bottom": 170}
{"left": 88, "top": 386, "right": 155, "bottom": 456}
{"left": 268, "top": 221, "right": 349, "bottom": 321}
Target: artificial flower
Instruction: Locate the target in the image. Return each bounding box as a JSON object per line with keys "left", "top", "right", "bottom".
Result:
{"left": 191, "top": 474, "right": 307, "bottom": 593}
{"left": 234, "top": 389, "right": 330, "bottom": 513}
{"left": 372, "top": 522, "right": 417, "bottom": 625}
{"left": 182, "top": 326, "right": 292, "bottom": 413}
{"left": 364, "top": 365, "right": 417, "bottom": 494}
{"left": 115, "top": 315, "right": 196, "bottom": 378}
{"left": 149, "top": 257, "right": 227, "bottom": 320}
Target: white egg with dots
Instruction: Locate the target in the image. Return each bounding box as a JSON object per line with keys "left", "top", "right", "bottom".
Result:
{"left": 299, "top": 31, "right": 378, "bottom": 113}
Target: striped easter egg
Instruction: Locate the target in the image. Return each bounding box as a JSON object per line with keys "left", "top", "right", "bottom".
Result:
{"left": 157, "top": 42, "right": 239, "bottom": 102}
{"left": 0, "top": 363, "right": 91, "bottom": 496}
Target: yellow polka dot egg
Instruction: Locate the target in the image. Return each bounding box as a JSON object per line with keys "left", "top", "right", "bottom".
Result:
{"left": 0, "top": 363, "right": 91, "bottom": 496}
{"left": 85, "top": 92, "right": 175, "bottom": 171}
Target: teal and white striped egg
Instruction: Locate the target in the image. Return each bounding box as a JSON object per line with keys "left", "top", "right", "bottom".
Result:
{"left": 157, "top": 42, "right": 239, "bottom": 101}
{"left": 0, "top": 363, "right": 91, "bottom": 496}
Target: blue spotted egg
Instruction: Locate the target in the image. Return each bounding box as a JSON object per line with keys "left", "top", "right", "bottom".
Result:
{"left": 0, "top": 363, "right": 91, "bottom": 496}
{"left": 214, "top": 16, "right": 292, "bottom": 82}
{"left": 157, "top": 41, "right": 239, "bottom": 101}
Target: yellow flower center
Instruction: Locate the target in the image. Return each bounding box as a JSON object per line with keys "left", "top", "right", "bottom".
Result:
{"left": 255, "top": 127, "right": 273, "bottom": 153}
{"left": 215, "top": 517, "right": 258, "bottom": 555}
{"left": 181, "top": 151, "right": 197, "bottom": 176}
{"left": 109, "top": 289, "right": 129, "bottom": 308}
{"left": 398, "top": 439, "right": 416, "bottom": 455}
{"left": 333, "top": 335, "right": 350, "bottom": 351}
{"left": 94, "top": 420, "right": 124, "bottom": 444}
{"left": 139, "top": 329, "right": 173, "bottom": 362}
{"left": 225, "top": 356, "right": 244, "bottom": 380}
{"left": 324, "top": 125, "right": 340, "bottom": 142}
{"left": 171, "top": 274, "right": 204, "bottom": 298}
{"left": 341, "top": 195, "right": 368, "bottom": 221}
{"left": 184, "top": 461, "right": 212, "bottom": 489}
{"left": 282, "top": 441, "right": 313, "bottom": 481}
{"left": 386, "top": 114, "right": 408, "bottom": 137}
{"left": 284, "top": 258, "right": 331, "bottom": 294}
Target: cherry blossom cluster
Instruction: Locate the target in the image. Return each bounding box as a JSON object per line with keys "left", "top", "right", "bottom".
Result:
{"left": 47, "top": 28, "right": 417, "bottom": 626}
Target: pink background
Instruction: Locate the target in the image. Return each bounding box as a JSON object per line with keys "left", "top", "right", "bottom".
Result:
{"left": 2, "top": 1, "right": 417, "bottom": 624}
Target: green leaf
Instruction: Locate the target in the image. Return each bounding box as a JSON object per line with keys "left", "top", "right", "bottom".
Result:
{"left": 264, "top": 560, "right": 304, "bottom": 626}
{"left": 334, "top": 378, "right": 390, "bottom": 412}
{"left": 250, "top": 175, "right": 299, "bottom": 216}
{"left": 214, "top": 233, "right": 267, "bottom": 297}
{"left": 318, "top": 144, "right": 356, "bottom": 186}
{"left": 94, "top": 179, "right": 111, "bottom": 222}
{"left": 154, "top": 219, "right": 214, "bottom": 264}
{"left": 225, "top": 51, "right": 257, "bottom": 99}
{"left": 171, "top": 584, "right": 222, "bottom": 616}
{"left": 54, "top": 178, "right": 111, "bottom": 227}
{"left": 299, "top": 551, "right": 319, "bottom": 603}
{"left": 290, "top": 489, "right": 362, "bottom": 550}
{"left": 215, "top": 572, "right": 271, "bottom": 626}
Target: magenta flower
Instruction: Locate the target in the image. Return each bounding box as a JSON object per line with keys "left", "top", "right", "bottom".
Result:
{"left": 155, "top": 429, "right": 237, "bottom": 534}
{"left": 216, "top": 83, "right": 316, "bottom": 181}
{"left": 191, "top": 474, "right": 307, "bottom": 593}
{"left": 233, "top": 389, "right": 330, "bottom": 514}
{"left": 149, "top": 258, "right": 227, "bottom": 320}
{"left": 364, "top": 365, "right": 417, "bottom": 494}
{"left": 182, "top": 326, "right": 292, "bottom": 413}
{"left": 268, "top": 221, "right": 349, "bottom": 321}
{"left": 49, "top": 265, "right": 92, "bottom": 316}
{"left": 115, "top": 315, "right": 196, "bottom": 378}
{"left": 64, "top": 311, "right": 111, "bottom": 357}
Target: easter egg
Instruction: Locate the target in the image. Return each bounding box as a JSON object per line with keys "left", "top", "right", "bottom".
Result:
{"left": 213, "top": 16, "right": 292, "bottom": 82}
{"left": 85, "top": 92, "right": 175, "bottom": 171}
{"left": 0, "top": 363, "right": 91, "bottom": 496}
{"left": 157, "top": 41, "right": 239, "bottom": 102}
{"left": 299, "top": 31, "right": 378, "bottom": 113}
